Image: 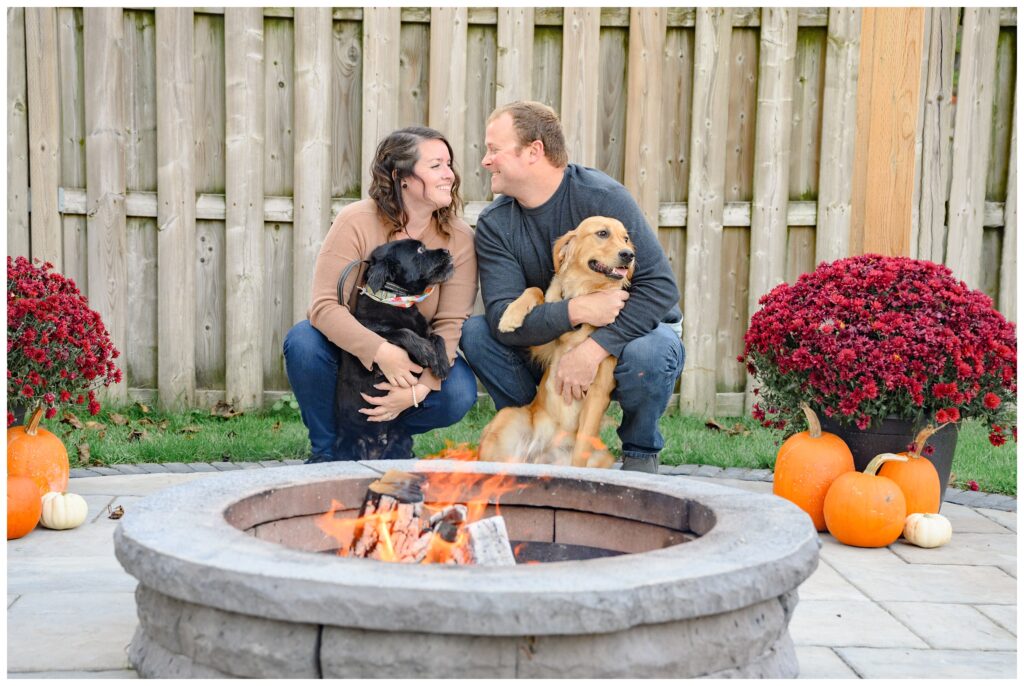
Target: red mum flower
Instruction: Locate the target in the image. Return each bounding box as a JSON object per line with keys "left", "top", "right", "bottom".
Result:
{"left": 983, "top": 393, "right": 1001, "bottom": 409}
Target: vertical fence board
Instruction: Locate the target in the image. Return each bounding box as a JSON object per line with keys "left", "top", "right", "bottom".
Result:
{"left": 8, "top": 8, "right": 30, "bottom": 258}
{"left": 293, "top": 8, "right": 333, "bottom": 328}
{"left": 597, "top": 25, "right": 628, "bottom": 182}
{"left": 747, "top": 9, "right": 797, "bottom": 407}
{"left": 624, "top": 8, "right": 665, "bottom": 228}
{"left": 532, "top": 25, "right": 562, "bottom": 110}
{"left": 560, "top": 8, "right": 601, "bottom": 166}
{"left": 194, "top": 13, "right": 226, "bottom": 391}
{"left": 58, "top": 8, "right": 87, "bottom": 286}
{"left": 788, "top": 28, "right": 826, "bottom": 202}
{"left": 398, "top": 21, "right": 429, "bottom": 128}
{"left": 986, "top": 30, "right": 1016, "bottom": 201}
{"left": 361, "top": 8, "right": 401, "bottom": 197}
{"left": 463, "top": 24, "right": 497, "bottom": 201}
{"left": 124, "top": 9, "right": 158, "bottom": 388}
{"left": 815, "top": 8, "right": 860, "bottom": 263}
{"left": 946, "top": 8, "right": 1000, "bottom": 288}
{"left": 998, "top": 87, "right": 1016, "bottom": 320}
{"left": 224, "top": 8, "right": 265, "bottom": 409}
{"left": 332, "top": 20, "right": 362, "bottom": 197}
{"left": 26, "top": 7, "right": 63, "bottom": 270}
{"left": 496, "top": 8, "right": 533, "bottom": 106}
{"left": 83, "top": 7, "right": 128, "bottom": 404}
{"left": 979, "top": 228, "right": 1003, "bottom": 304}
{"left": 786, "top": 226, "right": 817, "bottom": 283}
{"left": 914, "top": 8, "right": 959, "bottom": 263}
{"left": 661, "top": 27, "right": 693, "bottom": 203}
{"left": 156, "top": 7, "right": 196, "bottom": 409}
{"left": 263, "top": 18, "right": 294, "bottom": 390}
{"left": 681, "top": 8, "right": 732, "bottom": 417}
{"left": 429, "top": 8, "right": 468, "bottom": 177}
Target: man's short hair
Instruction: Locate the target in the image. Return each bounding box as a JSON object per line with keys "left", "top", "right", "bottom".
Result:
{"left": 488, "top": 101, "right": 569, "bottom": 167}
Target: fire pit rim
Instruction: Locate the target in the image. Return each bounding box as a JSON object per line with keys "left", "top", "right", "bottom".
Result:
{"left": 114, "top": 460, "right": 820, "bottom": 636}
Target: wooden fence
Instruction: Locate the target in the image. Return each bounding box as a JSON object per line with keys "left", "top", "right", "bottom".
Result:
{"left": 7, "top": 7, "right": 1018, "bottom": 416}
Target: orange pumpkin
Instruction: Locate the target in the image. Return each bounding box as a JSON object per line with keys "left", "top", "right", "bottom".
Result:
{"left": 823, "top": 453, "right": 908, "bottom": 548}
{"left": 7, "top": 475, "right": 43, "bottom": 540}
{"left": 878, "top": 425, "right": 942, "bottom": 515}
{"left": 7, "top": 406, "right": 69, "bottom": 495}
{"left": 773, "top": 403, "right": 855, "bottom": 531}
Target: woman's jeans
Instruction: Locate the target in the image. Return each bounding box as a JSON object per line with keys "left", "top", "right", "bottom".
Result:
{"left": 460, "top": 315, "right": 685, "bottom": 462}
{"left": 283, "top": 320, "right": 478, "bottom": 461}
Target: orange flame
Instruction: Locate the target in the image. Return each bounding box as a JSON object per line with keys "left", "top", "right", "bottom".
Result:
{"left": 422, "top": 441, "right": 479, "bottom": 461}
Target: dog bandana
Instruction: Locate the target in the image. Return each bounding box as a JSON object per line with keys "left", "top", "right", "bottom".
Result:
{"left": 358, "top": 283, "right": 436, "bottom": 308}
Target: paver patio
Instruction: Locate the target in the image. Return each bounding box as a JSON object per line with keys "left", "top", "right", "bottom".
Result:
{"left": 6, "top": 467, "right": 1016, "bottom": 679}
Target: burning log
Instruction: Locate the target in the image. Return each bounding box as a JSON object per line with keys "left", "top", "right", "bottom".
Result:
{"left": 344, "top": 470, "right": 514, "bottom": 565}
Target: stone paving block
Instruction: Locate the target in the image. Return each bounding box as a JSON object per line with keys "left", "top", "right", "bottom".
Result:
{"left": 6, "top": 592, "right": 137, "bottom": 672}
{"left": 9, "top": 594, "right": 20, "bottom": 609}
{"left": 796, "top": 559, "right": 869, "bottom": 601}
{"left": 162, "top": 462, "right": 196, "bottom": 474}
{"left": 745, "top": 468, "right": 773, "bottom": 481}
{"left": 890, "top": 532, "right": 1016, "bottom": 568}
{"left": 7, "top": 495, "right": 122, "bottom": 558}
{"left": 789, "top": 599, "right": 928, "bottom": 649}
{"left": 135, "top": 463, "right": 168, "bottom": 474}
{"left": 110, "top": 464, "right": 147, "bottom": 475}
{"left": 977, "top": 493, "right": 1016, "bottom": 512}
{"left": 666, "top": 464, "right": 698, "bottom": 475}
{"left": 211, "top": 462, "right": 241, "bottom": 471}
{"left": 879, "top": 601, "right": 1016, "bottom": 650}
{"left": 283, "top": 459, "right": 305, "bottom": 465}
{"left": 721, "top": 467, "right": 749, "bottom": 479}
{"left": 835, "top": 647, "right": 1016, "bottom": 679}
{"left": 976, "top": 507, "right": 1017, "bottom": 532}
{"left": 236, "top": 462, "right": 261, "bottom": 469}
{"left": 69, "top": 473, "right": 214, "bottom": 496}
{"left": 997, "top": 563, "right": 1015, "bottom": 578}
{"left": 939, "top": 502, "right": 1015, "bottom": 533}
{"left": 793, "top": 646, "right": 858, "bottom": 679}
{"left": 942, "top": 490, "right": 970, "bottom": 505}
{"left": 8, "top": 670, "right": 138, "bottom": 679}
{"left": 83, "top": 466, "right": 122, "bottom": 476}
{"left": 7, "top": 556, "right": 138, "bottom": 594}
{"left": 974, "top": 604, "right": 1016, "bottom": 636}
{"left": 693, "top": 465, "right": 723, "bottom": 477}
{"left": 187, "top": 463, "right": 219, "bottom": 473}
{"left": 258, "top": 460, "right": 285, "bottom": 468}
{"left": 69, "top": 468, "right": 105, "bottom": 478}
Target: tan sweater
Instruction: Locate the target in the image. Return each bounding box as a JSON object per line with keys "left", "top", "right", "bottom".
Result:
{"left": 307, "top": 199, "right": 477, "bottom": 391}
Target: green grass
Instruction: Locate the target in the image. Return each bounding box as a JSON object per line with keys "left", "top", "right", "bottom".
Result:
{"left": 49, "top": 400, "right": 1017, "bottom": 496}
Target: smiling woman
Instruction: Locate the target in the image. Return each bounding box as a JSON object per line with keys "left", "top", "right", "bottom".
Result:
{"left": 283, "top": 127, "right": 480, "bottom": 464}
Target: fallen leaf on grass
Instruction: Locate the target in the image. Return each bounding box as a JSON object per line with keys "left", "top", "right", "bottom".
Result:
{"left": 210, "top": 401, "right": 243, "bottom": 419}
{"left": 271, "top": 421, "right": 282, "bottom": 433}
{"left": 703, "top": 419, "right": 748, "bottom": 436}
{"left": 127, "top": 428, "right": 148, "bottom": 442}
{"left": 135, "top": 402, "right": 151, "bottom": 414}
{"left": 110, "top": 413, "right": 130, "bottom": 426}
{"left": 61, "top": 411, "right": 84, "bottom": 430}
{"left": 138, "top": 418, "right": 155, "bottom": 426}
{"left": 179, "top": 425, "right": 202, "bottom": 434}
{"left": 704, "top": 419, "right": 726, "bottom": 432}
{"left": 107, "top": 505, "right": 125, "bottom": 520}
{"left": 84, "top": 421, "right": 106, "bottom": 431}
{"left": 158, "top": 420, "right": 170, "bottom": 431}
{"left": 77, "top": 442, "right": 94, "bottom": 466}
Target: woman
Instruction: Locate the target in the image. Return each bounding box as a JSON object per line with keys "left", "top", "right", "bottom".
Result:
{"left": 284, "top": 127, "right": 478, "bottom": 462}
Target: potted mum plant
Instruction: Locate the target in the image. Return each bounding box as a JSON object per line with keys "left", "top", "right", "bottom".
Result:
{"left": 7, "top": 256, "right": 122, "bottom": 427}
{"left": 742, "top": 254, "right": 1016, "bottom": 502}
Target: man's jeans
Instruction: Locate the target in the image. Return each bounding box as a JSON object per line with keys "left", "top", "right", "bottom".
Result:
{"left": 460, "top": 315, "right": 685, "bottom": 461}
{"left": 283, "top": 320, "right": 478, "bottom": 461}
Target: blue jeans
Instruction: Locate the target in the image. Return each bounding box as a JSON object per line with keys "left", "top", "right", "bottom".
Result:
{"left": 283, "top": 320, "right": 478, "bottom": 461}
{"left": 460, "top": 315, "right": 685, "bottom": 460}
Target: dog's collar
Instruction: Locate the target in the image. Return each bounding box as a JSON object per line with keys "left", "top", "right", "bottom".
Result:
{"left": 359, "top": 284, "right": 436, "bottom": 308}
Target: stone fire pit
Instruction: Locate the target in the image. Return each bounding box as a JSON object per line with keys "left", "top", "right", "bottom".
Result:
{"left": 113, "top": 460, "right": 819, "bottom": 678}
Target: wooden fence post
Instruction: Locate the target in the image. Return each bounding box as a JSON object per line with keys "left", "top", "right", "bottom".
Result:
{"left": 428, "top": 8, "right": 468, "bottom": 176}
{"left": 998, "top": 81, "right": 1016, "bottom": 321}
{"left": 292, "top": 8, "right": 333, "bottom": 325}
{"left": 624, "top": 8, "right": 666, "bottom": 230}
{"left": 680, "top": 8, "right": 732, "bottom": 418}
{"left": 8, "top": 8, "right": 30, "bottom": 259}
{"left": 946, "top": 8, "right": 1001, "bottom": 289}
{"left": 560, "top": 8, "right": 601, "bottom": 167}
{"left": 361, "top": 8, "right": 401, "bottom": 197}
{"left": 225, "top": 8, "right": 266, "bottom": 409}
{"left": 815, "top": 8, "right": 860, "bottom": 264}
{"left": 25, "top": 7, "right": 62, "bottom": 270}
{"left": 83, "top": 7, "right": 128, "bottom": 405}
{"left": 496, "top": 8, "right": 534, "bottom": 107}
{"left": 156, "top": 7, "right": 196, "bottom": 410}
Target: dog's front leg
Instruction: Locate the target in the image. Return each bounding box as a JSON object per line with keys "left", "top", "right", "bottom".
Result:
{"left": 570, "top": 356, "right": 617, "bottom": 469}
{"left": 426, "top": 333, "right": 450, "bottom": 380}
{"left": 381, "top": 329, "right": 437, "bottom": 372}
{"left": 498, "top": 287, "right": 545, "bottom": 332}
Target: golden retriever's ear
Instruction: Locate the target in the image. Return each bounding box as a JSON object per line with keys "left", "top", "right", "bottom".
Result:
{"left": 552, "top": 230, "right": 576, "bottom": 272}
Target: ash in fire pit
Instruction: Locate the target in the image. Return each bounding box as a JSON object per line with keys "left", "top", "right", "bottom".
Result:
{"left": 114, "top": 460, "right": 820, "bottom": 678}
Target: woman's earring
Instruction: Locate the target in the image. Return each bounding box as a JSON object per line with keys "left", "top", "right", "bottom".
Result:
{"left": 401, "top": 182, "right": 408, "bottom": 188}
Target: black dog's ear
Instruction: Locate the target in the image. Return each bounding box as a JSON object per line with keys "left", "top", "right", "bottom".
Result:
{"left": 364, "top": 258, "right": 393, "bottom": 292}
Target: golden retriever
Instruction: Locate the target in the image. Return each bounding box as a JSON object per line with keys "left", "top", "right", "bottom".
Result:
{"left": 477, "top": 216, "right": 636, "bottom": 468}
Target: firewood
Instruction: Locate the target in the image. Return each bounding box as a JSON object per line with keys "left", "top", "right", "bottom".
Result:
{"left": 463, "top": 516, "right": 516, "bottom": 566}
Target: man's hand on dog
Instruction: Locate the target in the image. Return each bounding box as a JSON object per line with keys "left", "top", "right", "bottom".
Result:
{"left": 360, "top": 382, "right": 430, "bottom": 422}
{"left": 373, "top": 342, "right": 423, "bottom": 388}
{"left": 555, "top": 338, "right": 609, "bottom": 404}
{"left": 568, "top": 290, "right": 629, "bottom": 327}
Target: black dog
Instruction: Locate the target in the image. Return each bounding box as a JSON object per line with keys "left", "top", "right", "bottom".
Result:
{"left": 323, "top": 239, "right": 454, "bottom": 462}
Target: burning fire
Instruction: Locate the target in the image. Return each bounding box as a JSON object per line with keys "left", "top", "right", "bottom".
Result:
{"left": 421, "top": 441, "right": 479, "bottom": 461}
{"left": 315, "top": 469, "right": 529, "bottom": 564}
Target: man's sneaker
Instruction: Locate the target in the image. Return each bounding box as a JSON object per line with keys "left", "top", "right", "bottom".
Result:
{"left": 621, "top": 454, "right": 659, "bottom": 473}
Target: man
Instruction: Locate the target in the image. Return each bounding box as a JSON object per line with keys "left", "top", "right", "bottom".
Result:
{"left": 461, "top": 101, "right": 684, "bottom": 473}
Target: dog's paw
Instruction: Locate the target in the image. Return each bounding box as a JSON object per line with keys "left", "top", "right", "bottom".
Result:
{"left": 430, "top": 357, "right": 451, "bottom": 381}
{"left": 498, "top": 287, "right": 545, "bottom": 332}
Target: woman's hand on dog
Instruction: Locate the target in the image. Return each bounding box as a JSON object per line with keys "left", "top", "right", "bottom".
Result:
{"left": 568, "top": 290, "right": 629, "bottom": 327}
{"left": 373, "top": 342, "right": 424, "bottom": 388}
{"left": 360, "top": 382, "right": 431, "bottom": 422}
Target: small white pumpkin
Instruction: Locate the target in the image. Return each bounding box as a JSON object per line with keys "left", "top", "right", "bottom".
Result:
{"left": 39, "top": 492, "right": 89, "bottom": 530}
{"left": 902, "top": 512, "right": 953, "bottom": 548}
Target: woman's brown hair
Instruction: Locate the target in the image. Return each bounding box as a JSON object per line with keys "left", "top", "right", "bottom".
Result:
{"left": 368, "top": 127, "right": 463, "bottom": 238}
